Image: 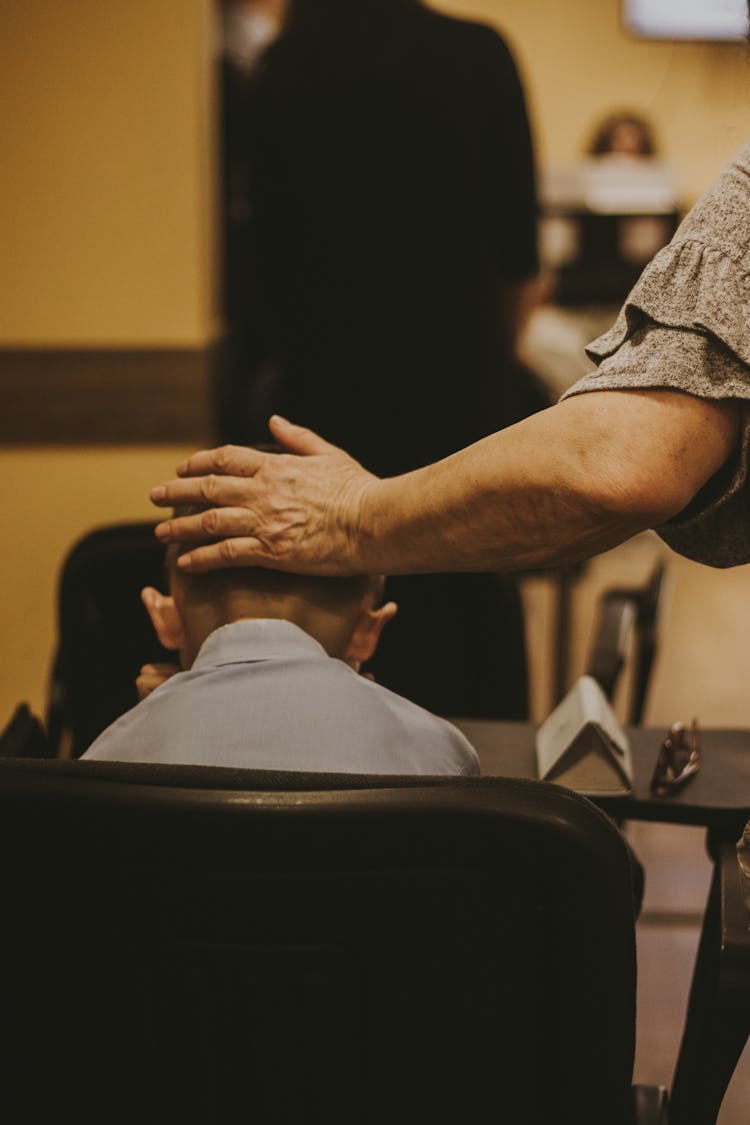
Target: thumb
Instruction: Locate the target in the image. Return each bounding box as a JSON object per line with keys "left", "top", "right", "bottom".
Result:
{"left": 268, "top": 415, "right": 340, "bottom": 457}
{"left": 141, "top": 586, "right": 161, "bottom": 611}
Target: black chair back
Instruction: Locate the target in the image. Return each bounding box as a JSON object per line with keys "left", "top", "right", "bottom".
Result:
{"left": 0, "top": 759, "right": 637, "bottom": 1125}
{"left": 587, "top": 560, "right": 666, "bottom": 724}
{"left": 46, "top": 521, "right": 171, "bottom": 755}
{"left": 0, "top": 702, "right": 50, "bottom": 758}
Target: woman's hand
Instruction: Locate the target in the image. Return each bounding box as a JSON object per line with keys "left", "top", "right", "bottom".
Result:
{"left": 135, "top": 662, "right": 180, "bottom": 701}
{"left": 150, "top": 416, "right": 378, "bottom": 575}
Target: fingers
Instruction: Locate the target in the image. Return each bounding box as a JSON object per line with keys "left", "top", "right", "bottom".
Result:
{"left": 175, "top": 538, "right": 270, "bottom": 574}
{"left": 150, "top": 473, "right": 261, "bottom": 509}
{"left": 381, "top": 600, "right": 399, "bottom": 625}
{"left": 135, "top": 671, "right": 153, "bottom": 701}
{"left": 174, "top": 444, "right": 266, "bottom": 480}
{"left": 142, "top": 662, "right": 180, "bottom": 677}
{"left": 169, "top": 423, "right": 341, "bottom": 486}
{"left": 151, "top": 424, "right": 349, "bottom": 510}
{"left": 136, "top": 662, "right": 180, "bottom": 701}
{"left": 268, "top": 415, "right": 341, "bottom": 457}
{"left": 140, "top": 586, "right": 161, "bottom": 611}
{"left": 155, "top": 507, "right": 260, "bottom": 544}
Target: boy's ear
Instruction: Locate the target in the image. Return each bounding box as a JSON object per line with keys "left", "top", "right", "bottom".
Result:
{"left": 141, "top": 586, "right": 186, "bottom": 653}
{"left": 343, "top": 599, "right": 398, "bottom": 670}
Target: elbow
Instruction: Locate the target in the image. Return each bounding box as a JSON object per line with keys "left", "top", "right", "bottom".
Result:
{"left": 586, "top": 463, "right": 706, "bottom": 530}
{"left": 561, "top": 391, "right": 741, "bottom": 530}
{"left": 515, "top": 390, "right": 740, "bottom": 560}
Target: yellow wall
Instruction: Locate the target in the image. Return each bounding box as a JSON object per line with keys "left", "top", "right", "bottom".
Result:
{"left": 0, "top": 446, "right": 196, "bottom": 726}
{"left": 0, "top": 3, "right": 219, "bottom": 725}
{"left": 0, "top": 0, "right": 217, "bottom": 346}
{"left": 436, "top": 0, "right": 750, "bottom": 203}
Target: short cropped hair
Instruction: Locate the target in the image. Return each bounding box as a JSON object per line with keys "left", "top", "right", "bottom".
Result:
{"left": 164, "top": 445, "right": 381, "bottom": 607}
{"left": 165, "top": 505, "right": 379, "bottom": 609}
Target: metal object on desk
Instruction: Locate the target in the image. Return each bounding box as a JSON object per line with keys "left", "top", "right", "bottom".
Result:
{"left": 649, "top": 719, "right": 701, "bottom": 798}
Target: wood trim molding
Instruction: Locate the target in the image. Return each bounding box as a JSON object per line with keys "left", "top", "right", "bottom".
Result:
{"left": 0, "top": 346, "right": 218, "bottom": 444}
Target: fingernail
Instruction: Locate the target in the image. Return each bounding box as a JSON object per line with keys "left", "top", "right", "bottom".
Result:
{"left": 270, "top": 414, "right": 289, "bottom": 426}
{"left": 177, "top": 553, "right": 192, "bottom": 570}
{"left": 154, "top": 523, "right": 169, "bottom": 540}
{"left": 151, "top": 485, "right": 166, "bottom": 501}
{"left": 176, "top": 460, "right": 188, "bottom": 475}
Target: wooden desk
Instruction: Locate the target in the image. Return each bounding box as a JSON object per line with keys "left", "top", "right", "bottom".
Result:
{"left": 454, "top": 720, "right": 750, "bottom": 840}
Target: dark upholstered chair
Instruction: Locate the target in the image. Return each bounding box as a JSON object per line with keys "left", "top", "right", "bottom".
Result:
{"left": 0, "top": 701, "right": 49, "bottom": 758}
{"left": 46, "top": 521, "right": 171, "bottom": 756}
{"left": 0, "top": 755, "right": 659, "bottom": 1125}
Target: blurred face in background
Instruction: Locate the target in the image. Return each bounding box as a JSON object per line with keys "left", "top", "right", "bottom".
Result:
{"left": 605, "top": 119, "right": 651, "bottom": 158}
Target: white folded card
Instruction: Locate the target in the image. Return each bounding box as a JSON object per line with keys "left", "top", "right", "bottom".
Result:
{"left": 535, "top": 675, "right": 633, "bottom": 797}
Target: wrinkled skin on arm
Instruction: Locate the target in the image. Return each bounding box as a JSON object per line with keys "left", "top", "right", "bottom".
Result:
{"left": 150, "top": 393, "right": 741, "bottom": 576}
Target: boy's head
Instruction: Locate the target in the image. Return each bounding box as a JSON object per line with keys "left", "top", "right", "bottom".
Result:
{"left": 142, "top": 505, "right": 396, "bottom": 670}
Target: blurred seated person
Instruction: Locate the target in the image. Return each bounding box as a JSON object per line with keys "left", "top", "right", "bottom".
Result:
{"left": 588, "top": 111, "right": 657, "bottom": 160}
{"left": 582, "top": 109, "right": 676, "bottom": 215}
{"left": 83, "top": 506, "right": 479, "bottom": 776}
{"left": 538, "top": 110, "right": 677, "bottom": 311}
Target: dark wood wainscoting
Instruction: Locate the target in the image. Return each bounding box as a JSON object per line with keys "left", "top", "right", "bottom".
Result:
{"left": 0, "top": 346, "right": 219, "bottom": 444}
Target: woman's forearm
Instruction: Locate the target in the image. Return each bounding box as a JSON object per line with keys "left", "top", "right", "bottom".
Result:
{"left": 151, "top": 390, "right": 740, "bottom": 576}
{"left": 353, "top": 390, "right": 741, "bottom": 574}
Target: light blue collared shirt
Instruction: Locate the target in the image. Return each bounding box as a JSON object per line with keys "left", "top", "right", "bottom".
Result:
{"left": 84, "top": 619, "right": 479, "bottom": 775}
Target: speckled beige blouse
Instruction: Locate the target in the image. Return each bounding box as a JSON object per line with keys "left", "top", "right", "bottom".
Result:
{"left": 563, "top": 141, "right": 750, "bottom": 568}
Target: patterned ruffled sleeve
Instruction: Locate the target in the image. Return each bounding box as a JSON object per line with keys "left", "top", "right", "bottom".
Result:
{"left": 561, "top": 144, "right": 750, "bottom": 567}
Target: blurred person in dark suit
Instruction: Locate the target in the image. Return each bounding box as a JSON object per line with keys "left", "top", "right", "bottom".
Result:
{"left": 217, "top": 0, "right": 286, "bottom": 444}
{"left": 234, "top": 0, "right": 543, "bottom": 718}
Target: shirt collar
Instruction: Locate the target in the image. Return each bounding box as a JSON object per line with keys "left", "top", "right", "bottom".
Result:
{"left": 192, "top": 619, "right": 331, "bottom": 670}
